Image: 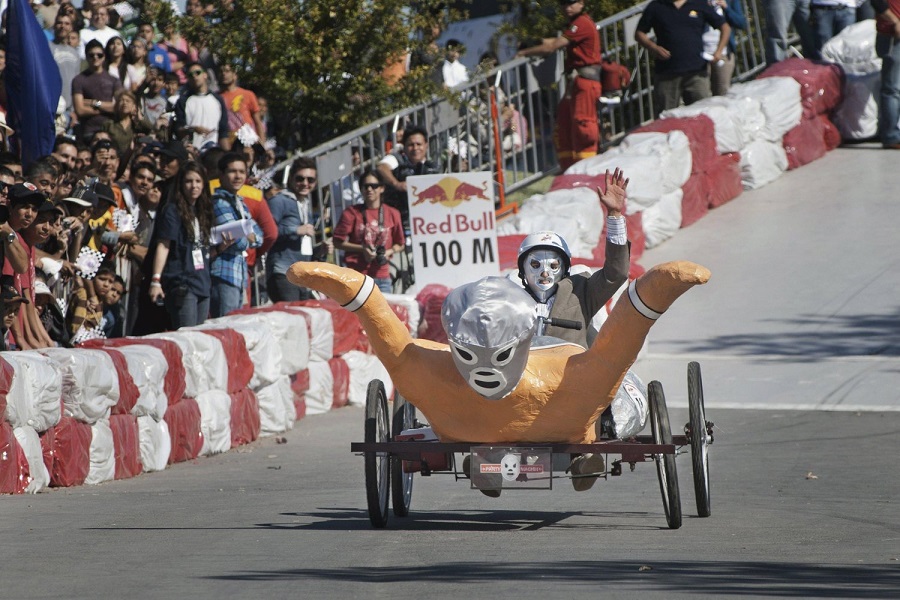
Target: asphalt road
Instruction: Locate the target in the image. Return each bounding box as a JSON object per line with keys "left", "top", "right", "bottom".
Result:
{"left": 2, "top": 146, "right": 899, "bottom": 599}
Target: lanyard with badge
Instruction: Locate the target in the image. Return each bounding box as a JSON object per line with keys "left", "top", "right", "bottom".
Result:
{"left": 191, "top": 216, "right": 205, "bottom": 270}
{"left": 297, "top": 196, "right": 314, "bottom": 256}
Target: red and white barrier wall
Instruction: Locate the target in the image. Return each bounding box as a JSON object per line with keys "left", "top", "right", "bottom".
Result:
{"left": 0, "top": 297, "right": 413, "bottom": 494}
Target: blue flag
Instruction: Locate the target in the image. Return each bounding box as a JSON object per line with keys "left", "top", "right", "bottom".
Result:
{"left": 4, "top": 0, "right": 63, "bottom": 168}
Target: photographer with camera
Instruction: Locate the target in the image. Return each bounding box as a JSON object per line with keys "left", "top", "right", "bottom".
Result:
{"left": 333, "top": 169, "right": 405, "bottom": 294}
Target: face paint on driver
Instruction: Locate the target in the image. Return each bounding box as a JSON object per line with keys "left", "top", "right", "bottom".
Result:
{"left": 524, "top": 249, "right": 565, "bottom": 302}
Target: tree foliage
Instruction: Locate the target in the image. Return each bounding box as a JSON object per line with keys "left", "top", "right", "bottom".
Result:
{"left": 499, "top": 1, "right": 638, "bottom": 47}
{"left": 141, "top": 0, "right": 460, "bottom": 149}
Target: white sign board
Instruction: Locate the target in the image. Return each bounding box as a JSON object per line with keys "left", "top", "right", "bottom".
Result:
{"left": 407, "top": 172, "right": 500, "bottom": 289}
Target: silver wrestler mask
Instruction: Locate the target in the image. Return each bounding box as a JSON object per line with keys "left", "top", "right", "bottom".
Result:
{"left": 523, "top": 249, "right": 565, "bottom": 302}
{"left": 441, "top": 277, "right": 537, "bottom": 400}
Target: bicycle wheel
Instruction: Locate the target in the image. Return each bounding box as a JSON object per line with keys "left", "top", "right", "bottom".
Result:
{"left": 649, "top": 380, "right": 682, "bottom": 530}
{"left": 364, "top": 380, "right": 391, "bottom": 528}
{"left": 688, "top": 361, "right": 711, "bottom": 517}
{"left": 391, "top": 393, "right": 415, "bottom": 517}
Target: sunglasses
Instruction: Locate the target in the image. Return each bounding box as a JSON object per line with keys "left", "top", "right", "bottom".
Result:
{"left": 361, "top": 183, "right": 382, "bottom": 190}
{"left": 188, "top": 69, "right": 204, "bottom": 77}
{"left": 294, "top": 176, "right": 316, "bottom": 184}
{"left": 88, "top": 52, "right": 105, "bottom": 58}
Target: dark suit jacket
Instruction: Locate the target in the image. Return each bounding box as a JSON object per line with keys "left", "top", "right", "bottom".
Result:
{"left": 545, "top": 239, "right": 630, "bottom": 347}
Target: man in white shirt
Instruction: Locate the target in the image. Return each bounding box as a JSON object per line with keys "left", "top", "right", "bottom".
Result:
{"left": 441, "top": 39, "right": 469, "bottom": 89}
{"left": 171, "top": 62, "right": 231, "bottom": 150}
{"left": 78, "top": 4, "right": 121, "bottom": 59}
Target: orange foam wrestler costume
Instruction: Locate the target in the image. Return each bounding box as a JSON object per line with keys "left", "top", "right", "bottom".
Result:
{"left": 287, "top": 261, "right": 710, "bottom": 443}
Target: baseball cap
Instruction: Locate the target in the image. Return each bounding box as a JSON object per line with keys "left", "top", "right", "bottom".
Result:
{"left": 8, "top": 182, "right": 46, "bottom": 206}
{"left": 63, "top": 188, "right": 98, "bottom": 208}
{"left": 1, "top": 281, "right": 29, "bottom": 305}
{"left": 141, "top": 141, "right": 164, "bottom": 155}
{"left": 35, "top": 199, "right": 63, "bottom": 214}
{"left": 33, "top": 280, "right": 53, "bottom": 298}
{"left": 160, "top": 140, "right": 189, "bottom": 162}
{"left": 94, "top": 182, "right": 116, "bottom": 206}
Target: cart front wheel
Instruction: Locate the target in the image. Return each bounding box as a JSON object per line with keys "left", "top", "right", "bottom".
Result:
{"left": 688, "top": 361, "right": 711, "bottom": 517}
{"left": 391, "top": 392, "right": 415, "bottom": 517}
{"left": 649, "top": 380, "right": 682, "bottom": 530}
{"left": 364, "top": 380, "right": 391, "bottom": 528}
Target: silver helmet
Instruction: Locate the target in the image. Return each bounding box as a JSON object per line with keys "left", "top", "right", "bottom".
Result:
{"left": 517, "top": 231, "right": 572, "bottom": 302}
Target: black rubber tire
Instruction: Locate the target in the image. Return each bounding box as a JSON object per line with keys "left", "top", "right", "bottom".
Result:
{"left": 364, "top": 380, "right": 391, "bottom": 528}
{"left": 649, "top": 381, "right": 682, "bottom": 530}
{"left": 688, "top": 361, "right": 711, "bottom": 517}
{"left": 391, "top": 393, "right": 415, "bottom": 517}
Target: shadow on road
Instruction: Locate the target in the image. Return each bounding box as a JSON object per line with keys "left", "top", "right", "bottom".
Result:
{"left": 206, "top": 559, "right": 900, "bottom": 596}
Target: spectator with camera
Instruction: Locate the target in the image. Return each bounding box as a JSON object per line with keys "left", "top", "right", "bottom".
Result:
{"left": 332, "top": 168, "right": 404, "bottom": 294}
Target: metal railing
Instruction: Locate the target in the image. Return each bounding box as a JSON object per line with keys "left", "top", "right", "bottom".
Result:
{"left": 284, "top": 0, "right": 771, "bottom": 228}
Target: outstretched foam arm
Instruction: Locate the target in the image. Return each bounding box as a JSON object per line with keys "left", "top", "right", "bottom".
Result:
{"left": 286, "top": 262, "right": 415, "bottom": 369}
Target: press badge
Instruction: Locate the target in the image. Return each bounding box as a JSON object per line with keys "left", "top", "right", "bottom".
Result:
{"left": 192, "top": 248, "right": 204, "bottom": 270}
{"left": 301, "top": 235, "right": 313, "bottom": 256}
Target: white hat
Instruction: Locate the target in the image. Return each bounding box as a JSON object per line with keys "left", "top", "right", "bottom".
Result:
{"left": 33, "top": 280, "right": 53, "bottom": 297}
{"left": 0, "top": 111, "right": 13, "bottom": 136}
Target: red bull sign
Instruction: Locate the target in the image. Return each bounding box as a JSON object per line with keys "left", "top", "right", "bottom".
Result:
{"left": 407, "top": 172, "right": 500, "bottom": 289}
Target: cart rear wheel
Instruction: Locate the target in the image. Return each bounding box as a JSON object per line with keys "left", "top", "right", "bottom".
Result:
{"left": 364, "top": 380, "right": 390, "bottom": 528}
{"left": 391, "top": 392, "right": 415, "bottom": 517}
{"left": 649, "top": 381, "right": 682, "bottom": 530}
{"left": 688, "top": 361, "right": 711, "bottom": 517}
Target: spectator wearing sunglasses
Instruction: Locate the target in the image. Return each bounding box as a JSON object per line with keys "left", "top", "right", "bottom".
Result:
{"left": 172, "top": 61, "right": 231, "bottom": 151}
{"left": 72, "top": 39, "right": 124, "bottom": 142}
{"left": 265, "top": 156, "right": 330, "bottom": 302}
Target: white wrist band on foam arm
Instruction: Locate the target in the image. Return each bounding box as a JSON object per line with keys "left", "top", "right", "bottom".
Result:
{"left": 628, "top": 280, "right": 662, "bottom": 320}
{"left": 606, "top": 215, "right": 627, "bottom": 245}
{"left": 342, "top": 276, "right": 375, "bottom": 312}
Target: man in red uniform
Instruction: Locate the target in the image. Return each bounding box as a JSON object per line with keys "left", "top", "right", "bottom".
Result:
{"left": 518, "top": 0, "right": 602, "bottom": 170}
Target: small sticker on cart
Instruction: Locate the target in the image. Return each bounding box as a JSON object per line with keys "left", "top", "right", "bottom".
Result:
{"left": 469, "top": 446, "right": 553, "bottom": 490}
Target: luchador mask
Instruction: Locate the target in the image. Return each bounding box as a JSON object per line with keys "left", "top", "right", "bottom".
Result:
{"left": 441, "top": 277, "right": 537, "bottom": 400}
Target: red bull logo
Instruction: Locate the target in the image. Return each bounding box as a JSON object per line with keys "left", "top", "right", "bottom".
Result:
{"left": 411, "top": 177, "right": 491, "bottom": 208}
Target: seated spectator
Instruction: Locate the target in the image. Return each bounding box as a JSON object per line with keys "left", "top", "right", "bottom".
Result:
{"left": 333, "top": 168, "right": 404, "bottom": 293}
{"left": 1, "top": 277, "right": 28, "bottom": 351}
{"left": 148, "top": 161, "right": 214, "bottom": 329}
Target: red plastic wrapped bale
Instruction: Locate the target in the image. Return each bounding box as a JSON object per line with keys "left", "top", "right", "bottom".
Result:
{"left": 291, "top": 298, "right": 361, "bottom": 357}
{"left": 819, "top": 114, "right": 841, "bottom": 151}
{"left": 635, "top": 115, "right": 718, "bottom": 173}
{"left": 229, "top": 388, "right": 261, "bottom": 447}
{"left": 416, "top": 284, "right": 452, "bottom": 343}
{"left": 680, "top": 171, "right": 711, "bottom": 228}
{"left": 706, "top": 152, "right": 743, "bottom": 208}
{"left": 783, "top": 116, "right": 827, "bottom": 170}
{"left": 329, "top": 357, "right": 350, "bottom": 409}
{"left": 759, "top": 57, "right": 844, "bottom": 118}
{"left": 82, "top": 338, "right": 187, "bottom": 405}
{"left": 39, "top": 416, "right": 92, "bottom": 488}
{"left": 0, "top": 355, "right": 14, "bottom": 418}
{"left": 548, "top": 173, "right": 607, "bottom": 193}
{"left": 109, "top": 414, "right": 142, "bottom": 480}
{"left": 291, "top": 369, "right": 311, "bottom": 398}
{"left": 0, "top": 422, "right": 30, "bottom": 494}
{"left": 199, "top": 328, "right": 254, "bottom": 393}
{"left": 294, "top": 395, "right": 306, "bottom": 421}
{"left": 92, "top": 348, "right": 141, "bottom": 416}
{"left": 164, "top": 398, "right": 203, "bottom": 464}
{"left": 498, "top": 234, "right": 527, "bottom": 271}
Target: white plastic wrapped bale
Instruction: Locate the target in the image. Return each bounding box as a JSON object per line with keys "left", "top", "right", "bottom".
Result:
{"left": 661, "top": 96, "right": 751, "bottom": 153}
{"left": 193, "top": 317, "right": 283, "bottom": 389}
{"left": 147, "top": 331, "right": 229, "bottom": 398}
{"left": 285, "top": 307, "right": 332, "bottom": 363}
{"left": 39, "top": 348, "right": 119, "bottom": 425}
{"left": 256, "top": 375, "right": 296, "bottom": 435}
{"left": 832, "top": 72, "right": 881, "bottom": 140}
{"left": 502, "top": 187, "right": 605, "bottom": 257}
{"left": 342, "top": 350, "right": 394, "bottom": 406}
{"left": 137, "top": 414, "right": 171, "bottom": 472}
{"left": 195, "top": 390, "right": 232, "bottom": 456}
{"left": 740, "top": 138, "right": 789, "bottom": 189}
{"left": 727, "top": 77, "right": 803, "bottom": 142}
{"left": 85, "top": 418, "right": 115, "bottom": 485}
{"left": 304, "top": 361, "right": 335, "bottom": 415}
{"left": 113, "top": 344, "right": 168, "bottom": 420}
{"left": 383, "top": 292, "right": 422, "bottom": 336}
{"left": 820, "top": 20, "right": 880, "bottom": 76}
{"left": 2, "top": 352, "right": 62, "bottom": 432}
{"left": 564, "top": 152, "right": 664, "bottom": 213}
{"left": 640, "top": 188, "right": 683, "bottom": 249}
{"left": 13, "top": 425, "right": 50, "bottom": 494}
{"left": 612, "top": 131, "right": 693, "bottom": 199}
